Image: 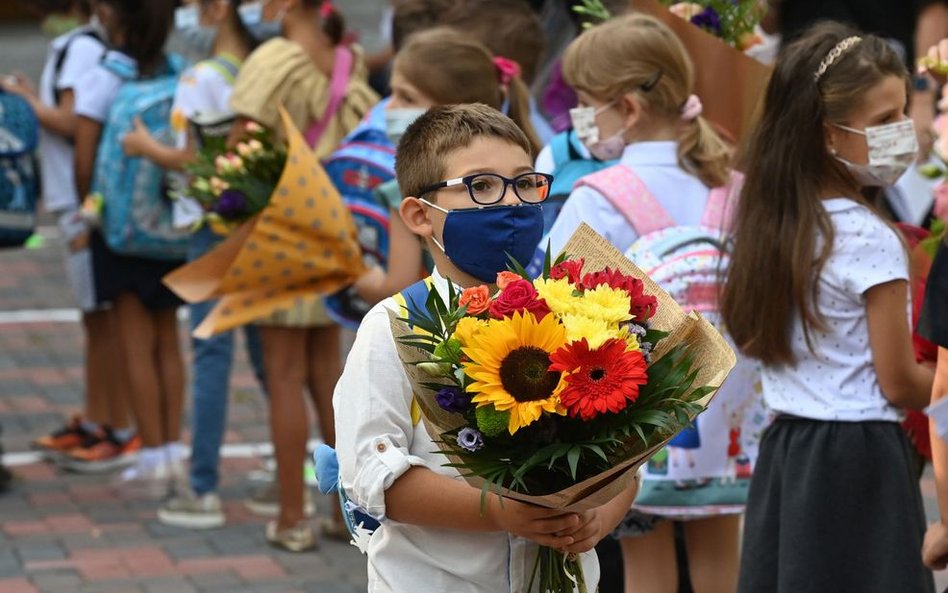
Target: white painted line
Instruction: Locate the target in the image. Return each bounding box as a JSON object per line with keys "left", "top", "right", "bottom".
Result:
{"left": 2, "top": 439, "right": 323, "bottom": 467}
{"left": 0, "top": 308, "right": 189, "bottom": 325}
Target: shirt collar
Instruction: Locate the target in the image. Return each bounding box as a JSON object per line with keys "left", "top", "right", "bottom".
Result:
{"left": 618, "top": 141, "right": 680, "bottom": 168}
{"left": 822, "top": 197, "right": 864, "bottom": 213}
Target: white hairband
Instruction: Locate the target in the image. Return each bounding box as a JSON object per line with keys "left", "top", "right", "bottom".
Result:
{"left": 814, "top": 36, "right": 862, "bottom": 82}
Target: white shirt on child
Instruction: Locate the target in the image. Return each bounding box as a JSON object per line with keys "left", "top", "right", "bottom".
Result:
{"left": 761, "top": 198, "right": 909, "bottom": 422}
{"left": 73, "top": 49, "right": 135, "bottom": 124}
{"left": 334, "top": 269, "right": 599, "bottom": 593}
{"left": 37, "top": 26, "right": 105, "bottom": 212}
{"left": 544, "top": 141, "right": 710, "bottom": 256}
{"left": 168, "top": 56, "right": 240, "bottom": 228}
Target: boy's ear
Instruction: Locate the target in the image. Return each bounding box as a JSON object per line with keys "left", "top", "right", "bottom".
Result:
{"left": 399, "top": 196, "right": 434, "bottom": 239}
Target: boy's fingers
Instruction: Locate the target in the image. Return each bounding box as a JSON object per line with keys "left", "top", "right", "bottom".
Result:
{"left": 533, "top": 533, "right": 574, "bottom": 548}
{"left": 531, "top": 514, "right": 580, "bottom": 535}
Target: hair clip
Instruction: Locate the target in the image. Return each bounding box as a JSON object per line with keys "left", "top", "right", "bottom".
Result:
{"left": 493, "top": 56, "right": 522, "bottom": 87}
{"left": 814, "top": 36, "right": 862, "bottom": 82}
{"left": 320, "top": 1, "right": 335, "bottom": 19}
{"left": 640, "top": 68, "right": 663, "bottom": 92}
{"left": 680, "top": 94, "right": 703, "bottom": 121}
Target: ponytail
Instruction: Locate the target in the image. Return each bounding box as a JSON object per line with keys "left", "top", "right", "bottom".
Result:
{"left": 319, "top": 0, "right": 345, "bottom": 46}
{"left": 678, "top": 114, "right": 732, "bottom": 188}
{"left": 504, "top": 76, "right": 541, "bottom": 158}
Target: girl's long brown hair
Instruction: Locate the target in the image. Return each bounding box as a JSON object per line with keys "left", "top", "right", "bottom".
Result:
{"left": 394, "top": 27, "right": 542, "bottom": 156}
{"left": 720, "top": 22, "right": 908, "bottom": 367}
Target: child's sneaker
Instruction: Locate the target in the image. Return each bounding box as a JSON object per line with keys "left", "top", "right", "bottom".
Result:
{"left": 266, "top": 520, "right": 317, "bottom": 552}
{"left": 113, "top": 446, "right": 172, "bottom": 499}
{"left": 60, "top": 432, "right": 140, "bottom": 474}
{"left": 245, "top": 481, "right": 316, "bottom": 518}
{"left": 158, "top": 490, "right": 225, "bottom": 529}
{"left": 32, "top": 415, "right": 95, "bottom": 459}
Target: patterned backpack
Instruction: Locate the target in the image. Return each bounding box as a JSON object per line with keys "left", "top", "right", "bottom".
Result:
{"left": 0, "top": 90, "right": 39, "bottom": 248}
{"left": 323, "top": 100, "right": 396, "bottom": 329}
{"left": 575, "top": 164, "right": 741, "bottom": 318}
{"left": 93, "top": 52, "right": 188, "bottom": 260}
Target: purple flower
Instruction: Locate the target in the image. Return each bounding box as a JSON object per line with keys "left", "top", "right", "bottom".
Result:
{"left": 457, "top": 428, "right": 484, "bottom": 452}
{"left": 214, "top": 189, "right": 248, "bottom": 220}
{"left": 435, "top": 387, "right": 471, "bottom": 414}
{"left": 691, "top": 7, "right": 722, "bottom": 36}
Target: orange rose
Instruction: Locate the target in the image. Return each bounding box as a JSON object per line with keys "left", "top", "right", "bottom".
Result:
{"left": 459, "top": 285, "right": 491, "bottom": 315}
{"left": 495, "top": 271, "right": 522, "bottom": 290}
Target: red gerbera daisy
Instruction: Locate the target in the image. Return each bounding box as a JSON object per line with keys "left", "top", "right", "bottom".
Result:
{"left": 549, "top": 338, "right": 648, "bottom": 420}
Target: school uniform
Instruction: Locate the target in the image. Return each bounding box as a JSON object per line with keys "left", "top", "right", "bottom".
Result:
{"left": 737, "top": 198, "right": 934, "bottom": 593}
{"left": 334, "top": 268, "right": 599, "bottom": 593}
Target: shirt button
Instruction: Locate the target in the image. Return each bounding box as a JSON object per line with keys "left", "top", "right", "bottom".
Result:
{"left": 376, "top": 442, "right": 387, "bottom": 453}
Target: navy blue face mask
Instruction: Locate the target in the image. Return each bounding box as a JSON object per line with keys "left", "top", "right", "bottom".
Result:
{"left": 422, "top": 200, "right": 544, "bottom": 283}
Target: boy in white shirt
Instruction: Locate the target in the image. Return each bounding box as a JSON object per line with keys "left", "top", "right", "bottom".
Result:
{"left": 334, "top": 103, "right": 638, "bottom": 593}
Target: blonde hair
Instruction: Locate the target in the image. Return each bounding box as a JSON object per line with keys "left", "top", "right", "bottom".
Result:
{"left": 395, "top": 103, "right": 533, "bottom": 200}
{"left": 563, "top": 13, "right": 731, "bottom": 188}
{"left": 394, "top": 27, "right": 541, "bottom": 156}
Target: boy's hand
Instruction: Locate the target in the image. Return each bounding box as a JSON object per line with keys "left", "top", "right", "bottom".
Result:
{"left": 555, "top": 507, "right": 608, "bottom": 554}
{"left": 924, "top": 521, "right": 948, "bottom": 570}
{"left": 487, "top": 496, "right": 582, "bottom": 549}
{"left": 122, "top": 117, "right": 153, "bottom": 157}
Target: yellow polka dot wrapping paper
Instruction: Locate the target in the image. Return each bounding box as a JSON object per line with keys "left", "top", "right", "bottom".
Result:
{"left": 164, "top": 108, "right": 366, "bottom": 338}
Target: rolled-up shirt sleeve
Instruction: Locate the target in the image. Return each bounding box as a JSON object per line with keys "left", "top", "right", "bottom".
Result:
{"left": 334, "top": 303, "right": 427, "bottom": 521}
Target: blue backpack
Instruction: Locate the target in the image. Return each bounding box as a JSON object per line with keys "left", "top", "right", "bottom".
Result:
{"left": 0, "top": 90, "right": 39, "bottom": 248}
{"left": 93, "top": 53, "right": 188, "bottom": 260}
{"left": 527, "top": 129, "right": 615, "bottom": 275}
{"left": 323, "top": 100, "right": 396, "bottom": 329}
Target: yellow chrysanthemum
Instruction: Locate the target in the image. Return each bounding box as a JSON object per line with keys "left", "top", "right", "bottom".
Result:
{"left": 452, "top": 316, "right": 488, "bottom": 347}
{"left": 560, "top": 313, "right": 635, "bottom": 350}
{"left": 582, "top": 285, "right": 634, "bottom": 325}
{"left": 463, "top": 311, "right": 567, "bottom": 434}
{"left": 534, "top": 278, "right": 581, "bottom": 317}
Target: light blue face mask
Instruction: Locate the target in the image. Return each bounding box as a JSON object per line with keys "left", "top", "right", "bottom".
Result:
{"left": 174, "top": 5, "right": 216, "bottom": 56}
{"left": 239, "top": 1, "right": 283, "bottom": 40}
{"left": 384, "top": 107, "right": 426, "bottom": 147}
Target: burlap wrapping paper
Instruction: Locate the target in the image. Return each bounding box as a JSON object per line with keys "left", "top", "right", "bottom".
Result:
{"left": 630, "top": 0, "right": 772, "bottom": 144}
{"left": 389, "top": 224, "right": 737, "bottom": 511}
{"left": 164, "top": 109, "right": 365, "bottom": 338}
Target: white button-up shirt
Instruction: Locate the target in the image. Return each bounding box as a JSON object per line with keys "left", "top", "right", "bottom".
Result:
{"left": 544, "top": 141, "right": 711, "bottom": 257}
{"left": 334, "top": 269, "right": 599, "bottom": 593}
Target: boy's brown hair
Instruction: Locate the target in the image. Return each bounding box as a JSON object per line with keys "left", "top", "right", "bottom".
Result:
{"left": 395, "top": 103, "right": 533, "bottom": 200}
{"left": 391, "top": 0, "right": 454, "bottom": 50}
{"left": 439, "top": 0, "right": 546, "bottom": 84}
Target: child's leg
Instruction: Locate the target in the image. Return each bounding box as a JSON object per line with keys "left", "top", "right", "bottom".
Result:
{"left": 304, "top": 325, "right": 341, "bottom": 447}
{"left": 619, "top": 521, "right": 678, "bottom": 593}
{"left": 260, "top": 326, "right": 308, "bottom": 529}
{"left": 114, "top": 293, "right": 162, "bottom": 447}
{"left": 83, "top": 309, "right": 131, "bottom": 430}
{"left": 154, "top": 308, "right": 184, "bottom": 444}
{"left": 682, "top": 515, "right": 740, "bottom": 593}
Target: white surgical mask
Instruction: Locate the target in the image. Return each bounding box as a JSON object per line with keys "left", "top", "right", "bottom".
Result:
{"left": 384, "top": 107, "right": 426, "bottom": 146}
{"left": 569, "top": 103, "right": 626, "bottom": 162}
{"left": 175, "top": 5, "right": 200, "bottom": 30}
{"left": 832, "top": 119, "right": 918, "bottom": 187}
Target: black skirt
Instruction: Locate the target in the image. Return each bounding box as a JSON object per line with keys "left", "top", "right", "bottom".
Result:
{"left": 737, "top": 416, "right": 934, "bottom": 593}
{"left": 90, "top": 231, "right": 183, "bottom": 311}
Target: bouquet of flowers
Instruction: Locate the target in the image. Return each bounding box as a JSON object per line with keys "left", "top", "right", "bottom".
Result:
{"left": 389, "top": 225, "right": 736, "bottom": 593}
{"left": 662, "top": 1, "right": 763, "bottom": 50}
{"left": 183, "top": 121, "right": 286, "bottom": 229}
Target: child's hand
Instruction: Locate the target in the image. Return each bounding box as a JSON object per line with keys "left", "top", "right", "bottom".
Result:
{"left": 1, "top": 72, "right": 38, "bottom": 105}
{"left": 924, "top": 521, "right": 948, "bottom": 570}
{"left": 487, "top": 496, "right": 582, "bottom": 549}
{"left": 555, "top": 507, "right": 609, "bottom": 554}
{"left": 122, "top": 117, "right": 153, "bottom": 157}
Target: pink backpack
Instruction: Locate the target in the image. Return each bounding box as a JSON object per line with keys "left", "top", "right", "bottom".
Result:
{"left": 575, "top": 165, "right": 742, "bottom": 318}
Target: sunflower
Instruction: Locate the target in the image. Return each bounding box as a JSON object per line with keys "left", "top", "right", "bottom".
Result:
{"left": 549, "top": 338, "right": 648, "bottom": 420}
{"left": 534, "top": 278, "right": 581, "bottom": 317}
{"left": 463, "top": 311, "right": 568, "bottom": 434}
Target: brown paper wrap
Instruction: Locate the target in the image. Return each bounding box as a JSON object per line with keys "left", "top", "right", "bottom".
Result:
{"left": 389, "top": 224, "right": 737, "bottom": 511}
{"left": 630, "top": 0, "right": 772, "bottom": 143}
{"left": 164, "top": 109, "right": 365, "bottom": 338}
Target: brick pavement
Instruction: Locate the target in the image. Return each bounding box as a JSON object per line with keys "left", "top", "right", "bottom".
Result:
{"left": 0, "top": 231, "right": 369, "bottom": 593}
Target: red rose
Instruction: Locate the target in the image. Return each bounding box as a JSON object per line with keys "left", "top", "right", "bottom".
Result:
{"left": 489, "top": 279, "right": 550, "bottom": 320}
{"left": 550, "top": 258, "right": 585, "bottom": 286}
{"left": 631, "top": 293, "right": 658, "bottom": 323}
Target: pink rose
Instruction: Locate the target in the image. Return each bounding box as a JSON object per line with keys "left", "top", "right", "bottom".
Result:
{"left": 489, "top": 279, "right": 550, "bottom": 320}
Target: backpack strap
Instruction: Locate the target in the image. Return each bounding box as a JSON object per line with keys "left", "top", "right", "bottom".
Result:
{"left": 700, "top": 170, "right": 743, "bottom": 232}
{"left": 52, "top": 30, "right": 103, "bottom": 105}
{"left": 304, "top": 45, "right": 353, "bottom": 148}
{"left": 574, "top": 164, "right": 676, "bottom": 236}
{"left": 392, "top": 277, "right": 434, "bottom": 329}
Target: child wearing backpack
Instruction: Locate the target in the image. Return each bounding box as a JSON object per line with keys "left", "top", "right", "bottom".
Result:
{"left": 350, "top": 27, "right": 542, "bottom": 308}
{"left": 547, "top": 14, "right": 764, "bottom": 593}
{"left": 0, "top": 0, "right": 137, "bottom": 473}
{"left": 72, "top": 0, "right": 187, "bottom": 496}
{"left": 120, "top": 0, "right": 269, "bottom": 530}
{"left": 720, "top": 23, "right": 935, "bottom": 593}
{"left": 226, "top": 0, "right": 378, "bottom": 551}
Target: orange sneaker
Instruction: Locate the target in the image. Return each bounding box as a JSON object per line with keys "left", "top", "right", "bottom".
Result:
{"left": 60, "top": 433, "right": 140, "bottom": 474}
{"left": 32, "top": 415, "right": 96, "bottom": 459}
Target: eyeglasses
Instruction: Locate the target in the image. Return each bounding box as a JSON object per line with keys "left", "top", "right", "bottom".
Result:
{"left": 418, "top": 172, "right": 554, "bottom": 206}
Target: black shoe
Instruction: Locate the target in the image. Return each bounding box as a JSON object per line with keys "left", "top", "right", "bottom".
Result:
{"left": 0, "top": 463, "right": 12, "bottom": 494}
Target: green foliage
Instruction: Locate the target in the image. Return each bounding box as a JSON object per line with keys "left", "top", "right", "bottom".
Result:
{"left": 475, "top": 405, "right": 510, "bottom": 438}
{"left": 572, "top": 0, "right": 611, "bottom": 29}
